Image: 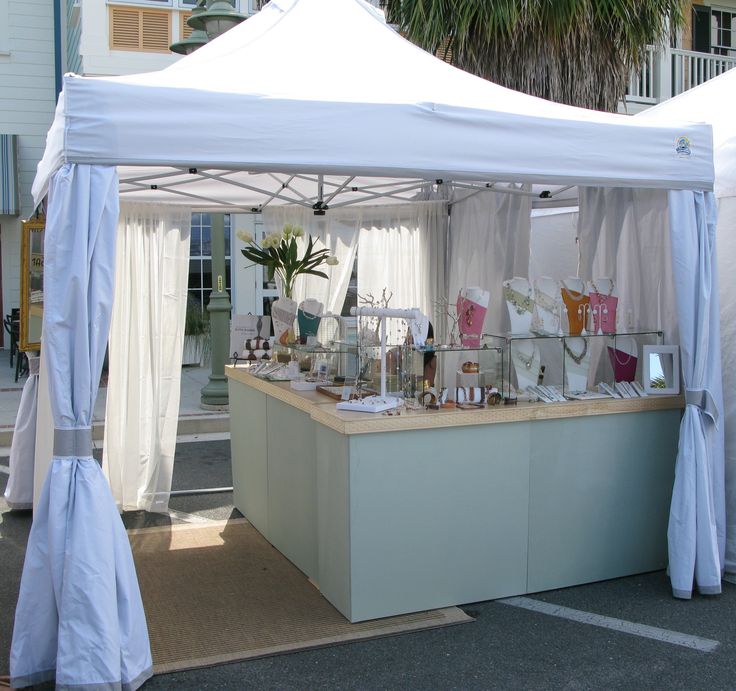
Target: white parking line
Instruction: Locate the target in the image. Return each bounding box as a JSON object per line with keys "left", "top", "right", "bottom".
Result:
{"left": 498, "top": 596, "right": 720, "bottom": 653}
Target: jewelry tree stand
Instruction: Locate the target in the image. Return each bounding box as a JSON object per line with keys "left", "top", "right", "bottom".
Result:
{"left": 336, "top": 306, "right": 421, "bottom": 413}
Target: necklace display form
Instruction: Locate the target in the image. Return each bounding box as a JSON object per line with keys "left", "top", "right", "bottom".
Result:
{"left": 510, "top": 340, "right": 541, "bottom": 391}
{"left": 532, "top": 277, "right": 562, "bottom": 335}
{"left": 502, "top": 278, "right": 534, "bottom": 334}
{"left": 297, "top": 298, "right": 324, "bottom": 344}
{"left": 563, "top": 336, "right": 591, "bottom": 392}
{"left": 588, "top": 278, "right": 618, "bottom": 335}
{"left": 560, "top": 278, "right": 590, "bottom": 336}
{"left": 457, "top": 287, "right": 490, "bottom": 347}
{"left": 607, "top": 335, "right": 638, "bottom": 382}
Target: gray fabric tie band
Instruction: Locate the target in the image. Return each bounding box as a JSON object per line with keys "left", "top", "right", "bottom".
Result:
{"left": 685, "top": 387, "right": 719, "bottom": 426}
{"left": 54, "top": 428, "right": 93, "bottom": 458}
{"left": 28, "top": 356, "right": 40, "bottom": 376}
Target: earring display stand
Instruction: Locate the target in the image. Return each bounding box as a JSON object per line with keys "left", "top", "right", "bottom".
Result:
{"left": 336, "top": 306, "right": 420, "bottom": 413}
{"left": 588, "top": 278, "right": 618, "bottom": 335}
{"left": 563, "top": 336, "right": 591, "bottom": 392}
{"left": 532, "top": 277, "right": 562, "bottom": 335}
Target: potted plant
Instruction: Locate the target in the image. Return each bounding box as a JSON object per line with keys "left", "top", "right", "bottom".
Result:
{"left": 182, "top": 299, "right": 209, "bottom": 366}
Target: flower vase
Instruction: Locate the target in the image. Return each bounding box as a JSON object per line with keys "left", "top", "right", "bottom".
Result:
{"left": 272, "top": 296, "right": 298, "bottom": 346}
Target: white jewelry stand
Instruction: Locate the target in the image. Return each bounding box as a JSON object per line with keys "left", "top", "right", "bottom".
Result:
{"left": 510, "top": 340, "right": 541, "bottom": 391}
{"left": 532, "top": 277, "right": 562, "bottom": 335}
{"left": 503, "top": 277, "right": 534, "bottom": 334}
{"left": 563, "top": 336, "right": 591, "bottom": 392}
{"left": 336, "top": 306, "right": 420, "bottom": 413}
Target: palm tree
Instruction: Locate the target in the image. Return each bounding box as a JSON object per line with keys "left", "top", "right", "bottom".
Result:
{"left": 383, "top": 0, "right": 686, "bottom": 112}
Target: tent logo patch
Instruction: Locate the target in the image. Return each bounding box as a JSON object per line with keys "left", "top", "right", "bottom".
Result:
{"left": 675, "top": 135, "right": 692, "bottom": 158}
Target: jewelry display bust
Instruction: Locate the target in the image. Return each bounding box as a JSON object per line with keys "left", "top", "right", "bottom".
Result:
{"left": 297, "top": 298, "right": 324, "bottom": 343}
{"left": 532, "top": 277, "right": 562, "bottom": 335}
{"left": 607, "top": 335, "right": 638, "bottom": 382}
{"left": 563, "top": 336, "right": 591, "bottom": 391}
{"left": 587, "top": 278, "right": 617, "bottom": 335}
{"left": 510, "top": 340, "right": 541, "bottom": 391}
{"left": 560, "top": 277, "right": 590, "bottom": 336}
{"left": 503, "top": 277, "right": 534, "bottom": 334}
{"left": 457, "top": 287, "right": 490, "bottom": 348}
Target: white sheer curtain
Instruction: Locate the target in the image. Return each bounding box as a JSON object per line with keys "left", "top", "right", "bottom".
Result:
{"left": 668, "top": 190, "right": 725, "bottom": 598}
{"left": 357, "top": 201, "right": 447, "bottom": 325}
{"left": 448, "top": 188, "right": 531, "bottom": 336}
{"left": 102, "top": 202, "right": 191, "bottom": 513}
{"left": 577, "top": 188, "right": 677, "bottom": 338}
{"left": 11, "top": 164, "right": 151, "bottom": 690}
{"left": 4, "top": 355, "right": 39, "bottom": 509}
{"left": 719, "top": 196, "right": 736, "bottom": 584}
{"left": 263, "top": 206, "right": 360, "bottom": 314}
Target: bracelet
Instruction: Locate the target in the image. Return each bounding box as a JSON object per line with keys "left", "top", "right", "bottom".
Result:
{"left": 462, "top": 361, "right": 480, "bottom": 373}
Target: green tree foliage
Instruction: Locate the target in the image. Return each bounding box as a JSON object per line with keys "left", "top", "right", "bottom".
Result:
{"left": 383, "top": 0, "right": 686, "bottom": 111}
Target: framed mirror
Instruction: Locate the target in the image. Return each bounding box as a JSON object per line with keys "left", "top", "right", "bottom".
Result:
{"left": 642, "top": 345, "right": 680, "bottom": 395}
{"left": 20, "top": 216, "right": 45, "bottom": 352}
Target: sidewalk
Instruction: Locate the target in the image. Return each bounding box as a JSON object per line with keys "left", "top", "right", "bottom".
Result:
{"left": 0, "top": 350, "right": 229, "bottom": 449}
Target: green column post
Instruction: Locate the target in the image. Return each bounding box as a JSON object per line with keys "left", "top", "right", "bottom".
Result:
{"left": 200, "top": 212, "right": 231, "bottom": 409}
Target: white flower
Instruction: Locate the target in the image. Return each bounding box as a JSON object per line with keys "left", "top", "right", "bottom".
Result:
{"left": 236, "top": 230, "right": 254, "bottom": 244}
{"left": 262, "top": 232, "right": 281, "bottom": 249}
{"left": 292, "top": 226, "right": 304, "bottom": 238}
{"left": 325, "top": 256, "right": 339, "bottom": 266}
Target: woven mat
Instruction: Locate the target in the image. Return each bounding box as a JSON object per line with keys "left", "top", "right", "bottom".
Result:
{"left": 129, "top": 519, "right": 472, "bottom": 674}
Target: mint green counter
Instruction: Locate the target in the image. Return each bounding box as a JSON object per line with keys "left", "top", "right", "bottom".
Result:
{"left": 227, "top": 365, "right": 681, "bottom": 622}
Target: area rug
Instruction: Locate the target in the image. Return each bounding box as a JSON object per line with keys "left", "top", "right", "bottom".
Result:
{"left": 128, "top": 519, "right": 472, "bottom": 674}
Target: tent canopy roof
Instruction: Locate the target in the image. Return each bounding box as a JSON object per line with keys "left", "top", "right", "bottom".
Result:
{"left": 637, "top": 67, "right": 736, "bottom": 198}
{"left": 34, "top": 0, "right": 714, "bottom": 208}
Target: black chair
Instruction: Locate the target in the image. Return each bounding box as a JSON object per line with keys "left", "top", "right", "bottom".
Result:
{"left": 3, "top": 314, "right": 16, "bottom": 367}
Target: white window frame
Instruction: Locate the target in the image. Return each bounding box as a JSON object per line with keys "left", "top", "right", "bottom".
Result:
{"left": 711, "top": 5, "right": 736, "bottom": 56}
{"left": 107, "top": 0, "right": 241, "bottom": 8}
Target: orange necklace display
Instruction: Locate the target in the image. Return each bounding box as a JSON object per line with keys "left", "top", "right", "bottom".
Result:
{"left": 560, "top": 282, "right": 590, "bottom": 336}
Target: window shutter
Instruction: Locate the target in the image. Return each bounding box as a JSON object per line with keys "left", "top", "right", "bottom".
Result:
{"left": 110, "top": 6, "right": 171, "bottom": 52}
{"left": 692, "top": 5, "right": 712, "bottom": 53}
{"left": 181, "top": 11, "right": 193, "bottom": 40}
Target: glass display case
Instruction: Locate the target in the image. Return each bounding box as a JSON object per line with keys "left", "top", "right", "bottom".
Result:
{"left": 488, "top": 329, "right": 666, "bottom": 402}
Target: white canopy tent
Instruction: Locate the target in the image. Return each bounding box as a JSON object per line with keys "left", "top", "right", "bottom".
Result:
{"left": 637, "top": 68, "right": 736, "bottom": 584}
{"left": 14, "top": 0, "right": 723, "bottom": 688}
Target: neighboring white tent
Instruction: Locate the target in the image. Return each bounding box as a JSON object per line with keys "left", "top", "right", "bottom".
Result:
{"left": 638, "top": 68, "right": 736, "bottom": 584}
{"left": 13, "top": 0, "right": 723, "bottom": 688}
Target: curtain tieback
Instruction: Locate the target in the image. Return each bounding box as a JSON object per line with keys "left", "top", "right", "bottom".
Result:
{"left": 685, "top": 388, "right": 719, "bottom": 426}
{"left": 54, "top": 427, "right": 93, "bottom": 458}
{"left": 27, "top": 356, "right": 40, "bottom": 376}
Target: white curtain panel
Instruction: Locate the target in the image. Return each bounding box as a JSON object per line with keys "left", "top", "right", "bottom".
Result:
{"left": 102, "top": 202, "right": 192, "bottom": 513}
{"left": 263, "top": 205, "right": 360, "bottom": 314}
{"left": 357, "top": 201, "right": 448, "bottom": 330}
{"left": 529, "top": 207, "right": 579, "bottom": 281}
{"left": 448, "top": 188, "right": 531, "bottom": 337}
{"left": 4, "top": 356, "right": 39, "bottom": 510}
{"left": 719, "top": 197, "right": 736, "bottom": 584}
{"left": 578, "top": 188, "right": 677, "bottom": 338}
{"left": 10, "top": 165, "right": 152, "bottom": 690}
{"left": 668, "top": 190, "right": 725, "bottom": 598}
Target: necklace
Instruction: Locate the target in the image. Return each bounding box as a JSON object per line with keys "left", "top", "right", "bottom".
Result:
{"left": 513, "top": 345, "right": 535, "bottom": 370}
{"left": 590, "top": 278, "right": 615, "bottom": 299}
{"left": 612, "top": 347, "right": 635, "bottom": 366}
{"left": 534, "top": 288, "right": 557, "bottom": 314}
{"left": 503, "top": 283, "right": 534, "bottom": 316}
{"left": 563, "top": 338, "right": 588, "bottom": 365}
{"left": 463, "top": 302, "right": 476, "bottom": 327}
